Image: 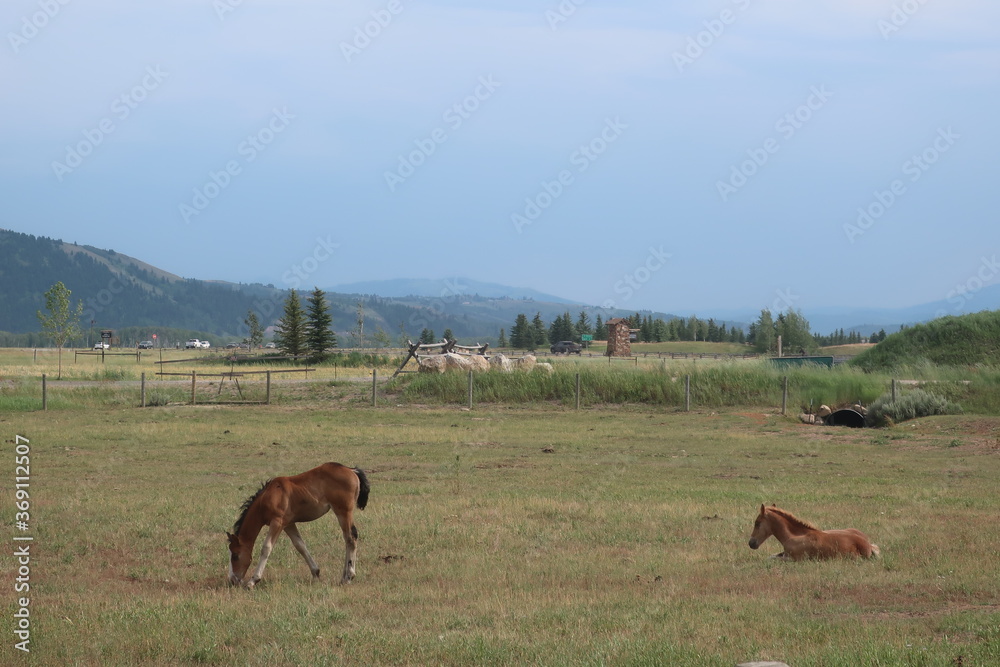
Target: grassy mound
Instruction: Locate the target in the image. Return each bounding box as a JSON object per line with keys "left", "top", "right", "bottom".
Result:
{"left": 850, "top": 311, "right": 1000, "bottom": 371}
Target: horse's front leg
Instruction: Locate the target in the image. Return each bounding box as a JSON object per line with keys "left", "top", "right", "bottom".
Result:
{"left": 285, "top": 524, "right": 321, "bottom": 581}
{"left": 246, "top": 522, "right": 283, "bottom": 589}
{"left": 335, "top": 511, "right": 357, "bottom": 584}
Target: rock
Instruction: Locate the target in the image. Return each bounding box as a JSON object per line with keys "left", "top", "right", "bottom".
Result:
{"left": 516, "top": 354, "right": 537, "bottom": 372}
{"left": 799, "top": 413, "right": 816, "bottom": 424}
{"left": 489, "top": 353, "right": 513, "bottom": 372}
{"left": 418, "top": 355, "right": 449, "bottom": 373}
{"left": 535, "top": 362, "right": 554, "bottom": 374}
{"left": 465, "top": 355, "right": 490, "bottom": 372}
{"left": 443, "top": 353, "right": 473, "bottom": 371}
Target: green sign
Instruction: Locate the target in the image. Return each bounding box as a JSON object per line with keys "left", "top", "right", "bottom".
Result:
{"left": 581, "top": 335, "right": 593, "bottom": 341}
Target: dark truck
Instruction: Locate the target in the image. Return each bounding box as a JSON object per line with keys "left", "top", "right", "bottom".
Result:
{"left": 550, "top": 340, "right": 583, "bottom": 355}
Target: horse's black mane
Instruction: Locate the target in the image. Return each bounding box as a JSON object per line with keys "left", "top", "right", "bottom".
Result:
{"left": 232, "top": 479, "right": 272, "bottom": 534}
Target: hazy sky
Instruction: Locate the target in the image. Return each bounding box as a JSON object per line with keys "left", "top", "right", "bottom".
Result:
{"left": 3, "top": 0, "right": 997, "bottom": 314}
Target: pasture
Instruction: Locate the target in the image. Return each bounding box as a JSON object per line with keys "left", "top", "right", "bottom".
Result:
{"left": 4, "top": 397, "right": 999, "bottom": 665}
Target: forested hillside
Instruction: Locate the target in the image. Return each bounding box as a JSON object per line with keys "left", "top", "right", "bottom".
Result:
{"left": 0, "top": 229, "right": 280, "bottom": 336}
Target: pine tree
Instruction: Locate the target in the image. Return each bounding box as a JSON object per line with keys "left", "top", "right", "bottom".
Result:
{"left": 419, "top": 328, "right": 436, "bottom": 344}
{"left": 594, "top": 314, "right": 605, "bottom": 341}
{"left": 510, "top": 314, "right": 531, "bottom": 349}
{"left": 244, "top": 309, "right": 264, "bottom": 349}
{"left": 497, "top": 328, "right": 508, "bottom": 348}
{"left": 305, "top": 287, "right": 336, "bottom": 360}
{"left": 442, "top": 328, "right": 455, "bottom": 342}
{"left": 531, "top": 312, "right": 547, "bottom": 349}
{"left": 273, "top": 289, "right": 306, "bottom": 356}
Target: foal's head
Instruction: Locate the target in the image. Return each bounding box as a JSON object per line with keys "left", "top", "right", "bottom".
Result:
{"left": 747, "top": 504, "right": 774, "bottom": 550}
{"left": 226, "top": 532, "right": 251, "bottom": 586}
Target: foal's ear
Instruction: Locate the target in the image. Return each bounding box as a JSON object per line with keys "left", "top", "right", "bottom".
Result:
{"left": 760, "top": 504, "right": 766, "bottom": 514}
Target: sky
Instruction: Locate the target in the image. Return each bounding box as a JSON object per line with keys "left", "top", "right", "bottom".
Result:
{"left": 2, "top": 0, "right": 998, "bottom": 318}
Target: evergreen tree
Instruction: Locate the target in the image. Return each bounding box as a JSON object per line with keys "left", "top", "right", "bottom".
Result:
{"left": 419, "top": 328, "right": 436, "bottom": 344}
{"left": 575, "top": 311, "right": 592, "bottom": 338}
{"left": 36, "top": 281, "right": 83, "bottom": 379}
{"left": 594, "top": 314, "right": 605, "bottom": 341}
{"left": 273, "top": 289, "right": 307, "bottom": 356}
{"left": 531, "top": 312, "right": 547, "bottom": 348}
{"left": 305, "top": 287, "right": 336, "bottom": 360}
{"left": 244, "top": 309, "right": 264, "bottom": 349}
{"left": 749, "top": 309, "right": 775, "bottom": 354}
{"left": 510, "top": 314, "right": 531, "bottom": 349}
{"left": 442, "top": 328, "right": 455, "bottom": 342}
{"left": 497, "top": 328, "right": 508, "bottom": 348}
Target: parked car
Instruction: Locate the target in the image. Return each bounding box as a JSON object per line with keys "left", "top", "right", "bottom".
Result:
{"left": 138, "top": 340, "right": 154, "bottom": 349}
{"left": 185, "top": 339, "right": 204, "bottom": 349}
{"left": 550, "top": 340, "right": 583, "bottom": 355}
{"left": 264, "top": 342, "right": 276, "bottom": 349}
{"left": 94, "top": 342, "right": 110, "bottom": 350}
{"left": 225, "top": 342, "right": 240, "bottom": 349}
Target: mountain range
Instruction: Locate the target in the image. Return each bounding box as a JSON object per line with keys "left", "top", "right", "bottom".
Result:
{"left": 2, "top": 228, "right": 997, "bottom": 341}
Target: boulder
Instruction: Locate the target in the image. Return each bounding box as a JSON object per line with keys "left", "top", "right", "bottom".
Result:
{"left": 443, "top": 353, "right": 473, "bottom": 371}
{"left": 465, "top": 355, "right": 490, "bottom": 372}
{"left": 535, "top": 362, "right": 554, "bottom": 374}
{"left": 489, "top": 353, "right": 513, "bottom": 372}
{"left": 516, "top": 354, "right": 537, "bottom": 372}
{"left": 418, "top": 355, "right": 449, "bottom": 373}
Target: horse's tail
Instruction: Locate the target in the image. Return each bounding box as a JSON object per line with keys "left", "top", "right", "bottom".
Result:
{"left": 870, "top": 543, "right": 881, "bottom": 558}
{"left": 354, "top": 467, "right": 370, "bottom": 510}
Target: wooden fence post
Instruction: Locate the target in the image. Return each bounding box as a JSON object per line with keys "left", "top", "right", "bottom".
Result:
{"left": 42, "top": 374, "right": 47, "bottom": 411}
{"left": 781, "top": 376, "right": 788, "bottom": 416}
{"left": 191, "top": 371, "right": 197, "bottom": 405}
{"left": 266, "top": 370, "right": 271, "bottom": 405}
{"left": 891, "top": 378, "right": 897, "bottom": 402}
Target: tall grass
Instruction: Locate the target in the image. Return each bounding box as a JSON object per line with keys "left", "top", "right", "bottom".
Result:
{"left": 393, "top": 361, "right": 970, "bottom": 411}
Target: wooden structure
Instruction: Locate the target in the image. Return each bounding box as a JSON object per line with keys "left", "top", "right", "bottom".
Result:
{"left": 605, "top": 318, "right": 631, "bottom": 357}
{"left": 392, "top": 339, "right": 490, "bottom": 378}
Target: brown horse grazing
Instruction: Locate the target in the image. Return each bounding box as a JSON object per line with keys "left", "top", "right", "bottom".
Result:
{"left": 227, "top": 462, "right": 370, "bottom": 588}
{"left": 748, "top": 504, "right": 880, "bottom": 561}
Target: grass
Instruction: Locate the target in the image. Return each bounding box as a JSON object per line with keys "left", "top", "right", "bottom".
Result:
{"left": 3, "top": 400, "right": 1000, "bottom": 665}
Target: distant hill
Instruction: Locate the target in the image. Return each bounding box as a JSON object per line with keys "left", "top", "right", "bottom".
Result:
{"left": 0, "top": 229, "right": 666, "bottom": 344}
{"left": 0, "top": 229, "right": 282, "bottom": 338}
{"left": 330, "top": 278, "right": 577, "bottom": 304}
{"left": 850, "top": 311, "right": 1000, "bottom": 371}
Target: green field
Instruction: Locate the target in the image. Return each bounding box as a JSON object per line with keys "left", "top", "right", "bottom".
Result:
{"left": 4, "top": 390, "right": 1000, "bottom": 664}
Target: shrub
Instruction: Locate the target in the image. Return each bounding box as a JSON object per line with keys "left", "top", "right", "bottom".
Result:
{"left": 865, "top": 388, "right": 962, "bottom": 427}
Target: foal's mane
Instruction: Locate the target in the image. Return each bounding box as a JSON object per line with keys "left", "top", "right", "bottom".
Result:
{"left": 232, "top": 479, "right": 273, "bottom": 534}
{"left": 766, "top": 505, "right": 819, "bottom": 531}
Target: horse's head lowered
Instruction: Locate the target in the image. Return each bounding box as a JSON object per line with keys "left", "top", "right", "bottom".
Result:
{"left": 747, "top": 504, "right": 773, "bottom": 550}
{"left": 226, "top": 531, "right": 252, "bottom": 586}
